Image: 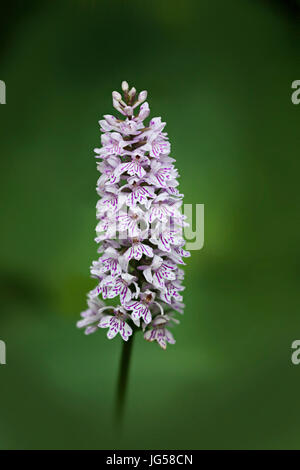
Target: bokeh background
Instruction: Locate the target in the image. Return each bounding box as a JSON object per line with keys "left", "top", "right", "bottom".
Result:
{"left": 0, "top": 0, "right": 299, "bottom": 450}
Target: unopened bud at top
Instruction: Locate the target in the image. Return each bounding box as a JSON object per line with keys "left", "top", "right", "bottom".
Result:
{"left": 121, "top": 81, "right": 129, "bottom": 92}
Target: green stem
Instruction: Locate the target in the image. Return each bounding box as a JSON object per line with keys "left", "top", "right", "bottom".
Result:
{"left": 115, "top": 331, "right": 135, "bottom": 426}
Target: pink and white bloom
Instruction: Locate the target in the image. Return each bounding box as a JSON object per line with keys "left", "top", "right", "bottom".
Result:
{"left": 139, "top": 255, "right": 177, "bottom": 291}
{"left": 121, "top": 182, "right": 155, "bottom": 209}
{"left": 123, "top": 237, "right": 154, "bottom": 262}
{"left": 125, "top": 290, "right": 163, "bottom": 326}
{"left": 95, "top": 132, "right": 126, "bottom": 159}
{"left": 99, "top": 307, "right": 133, "bottom": 341}
{"left": 77, "top": 297, "right": 106, "bottom": 335}
{"left": 77, "top": 82, "right": 189, "bottom": 349}
{"left": 106, "top": 273, "right": 140, "bottom": 305}
{"left": 91, "top": 247, "right": 122, "bottom": 278}
{"left": 144, "top": 315, "right": 176, "bottom": 350}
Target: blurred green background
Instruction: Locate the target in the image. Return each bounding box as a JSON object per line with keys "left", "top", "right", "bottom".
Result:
{"left": 0, "top": 0, "right": 299, "bottom": 450}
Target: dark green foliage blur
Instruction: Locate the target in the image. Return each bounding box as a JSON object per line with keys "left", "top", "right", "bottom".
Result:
{"left": 0, "top": 0, "right": 299, "bottom": 450}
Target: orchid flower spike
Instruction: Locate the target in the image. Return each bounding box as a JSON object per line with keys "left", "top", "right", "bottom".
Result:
{"left": 77, "top": 82, "right": 190, "bottom": 349}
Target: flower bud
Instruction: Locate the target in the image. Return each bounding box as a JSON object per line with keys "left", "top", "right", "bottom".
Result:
{"left": 121, "top": 81, "right": 129, "bottom": 92}
{"left": 112, "top": 91, "right": 122, "bottom": 101}
{"left": 128, "top": 87, "right": 136, "bottom": 98}
{"left": 138, "top": 102, "right": 150, "bottom": 120}
{"left": 112, "top": 98, "right": 120, "bottom": 108}
{"left": 113, "top": 99, "right": 125, "bottom": 115}
{"left": 138, "top": 90, "right": 147, "bottom": 102}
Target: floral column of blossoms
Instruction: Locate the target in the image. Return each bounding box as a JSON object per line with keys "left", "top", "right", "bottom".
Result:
{"left": 77, "top": 81, "right": 190, "bottom": 350}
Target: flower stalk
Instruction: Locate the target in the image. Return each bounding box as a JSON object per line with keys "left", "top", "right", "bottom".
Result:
{"left": 115, "top": 330, "right": 135, "bottom": 425}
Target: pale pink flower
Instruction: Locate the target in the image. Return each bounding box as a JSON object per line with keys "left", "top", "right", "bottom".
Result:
{"left": 99, "top": 307, "right": 132, "bottom": 341}
{"left": 77, "top": 82, "right": 189, "bottom": 348}
{"left": 144, "top": 315, "right": 176, "bottom": 350}
{"left": 77, "top": 297, "right": 105, "bottom": 335}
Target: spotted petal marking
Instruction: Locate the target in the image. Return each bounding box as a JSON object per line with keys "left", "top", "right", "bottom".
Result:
{"left": 160, "top": 282, "right": 182, "bottom": 304}
{"left": 115, "top": 162, "right": 146, "bottom": 180}
{"left": 126, "top": 301, "right": 152, "bottom": 324}
{"left": 126, "top": 186, "right": 155, "bottom": 208}
{"left": 150, "top": 140, "right": 170, "bottom": 158}
{"left": 144, "top": 327, "right": 175, "bottom": 350}
{"left": 149, "top": 167, "right": 174, "bottom": 188}
{"left": 116, "top": 214, "right": 141, "bottom": 236}
{"left": 98, "top": 193, "right": 118, "bottom": 212}
{"left": 89, "top": 284, "right": 102, "bottom": 298}
{"left": 107, "top": 278, "right": 132, "bottom": 305}
{"left": 118, "top": 319, "right": 133, "bottom": 341}
{"left": 148, "top": 203, "right": 175, "bottom": 223}
{"left": 159, "top": 262, "right": 177, "bottom": 280}
{"left": 99, "top": 315, "right": 133, "bottom": 341}
{"left": 124, "top": 243, "right": 153, "bottom": 261}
